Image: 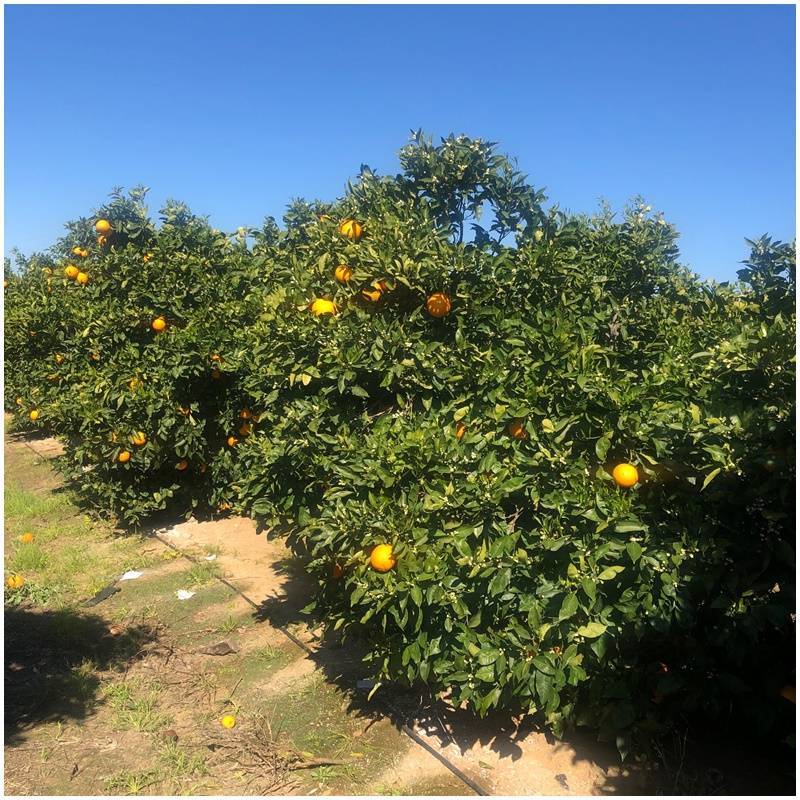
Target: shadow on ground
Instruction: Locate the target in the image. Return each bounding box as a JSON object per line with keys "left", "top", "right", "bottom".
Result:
{"left": 4, "top": 605, "right": 160, "bottom": 745}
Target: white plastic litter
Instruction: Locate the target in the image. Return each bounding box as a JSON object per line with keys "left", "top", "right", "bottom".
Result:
{"left": 120, "top": 570, "right": 143, "bottom": 581}
{"left": 176, "top": 589, "right": 196, "bottom": 600}
{"left": 204, "top": 554, "right": 217, "bottom": 561}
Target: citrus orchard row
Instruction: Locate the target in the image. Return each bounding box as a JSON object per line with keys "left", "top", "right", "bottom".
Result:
{"left": 4, "top": 133, "right": 795, "bottom": 754}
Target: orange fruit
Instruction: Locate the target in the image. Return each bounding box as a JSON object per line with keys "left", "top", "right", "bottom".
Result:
{"left": 612, "top": 463, "right": 639, "bottom": 488}
{"left": 90, "top": 352, "right": 100, "bottom": 361}
{"left": 218, "top": 501, "right": 232, "bottom": 511}
{"left": 507, "top": 419, "right": 527, "bottom": 440}
{"left": 361, "top": 286, "right": 382, "bottom": 302}
{"left": 426, "top": 292, "right": 452, "bottom": 318}
{"left": 331, "top": 563, "right": 344, "bottom": 579}
{"left": 143, "top": 252, "right": 153, "bottom": 262}
{"left": 227, "top": 436, "right": 238, "bottom": 448}
{"left": 95, "top": 219, "right": 112, "bottom": 235}
{"left": 129, "top": 378, "right": 140, "bottom": 390}
{"left": 6, "top": 574, "right": 25, "bottom": 590}
{"left": 238, "top": 423, "right": 251, "bottom": 436}
{"left": 370, "top": 543, "right": 396, "bottom": 572}
{"left": 334, "top": 264, "right": 353, "bottom": 283}
{"left": 339, "top": 219, "right": 363, "bottom": 241}
{"left": 76, "top": 272, "right": 89, "bottom": 285}
{"left": 54, "top": 353, "right": 64, "bottom": 364}
{"left": 151, "top": 317, "right": 167, "bottom": 333}
{"left": 210, "top": 354, "right": 222, "bottom": 362}
{"left": 310, "top": 298, "right": 337, "bottom": 316}
{"left": 131, "top": 431, "right": 147, "bottom": 447}
{"left": 3, "top": 280, "right": 7, "bottom": 289}
{"left": 15, "top": 398, "right": 23, "bottom": 406}
{"left": 239, "top": 409, "right": 252, "bottom": 419}
{"left": 71, "top": 246, "right": 83, "bottom": 256}
{"left": 176, "top": 459, "right": 189, "bottom": 471}
{"left": 780, "top": 686, "right": 795, "bottom": 704}
{"left": 178, "top": 406, "right": 191, "bottom": 416}
{"left": 220, "top": 714, "right": 236, "bottom": 729}
{"left": 19, "top": 532, "right": 34, "bottom": 544}
{"left": 455, "top": 421, "right": 466, "bottom": 440}
{"left": 96, "top": 235, "right": 108, "bottom": 247}
{"left": 29, "top": 409, "right": 40, "bottom": 421}
{"left": 117, "top": 450, "right": 131, "bottom": 464}
{"left": 64, "top": 265, "right": 80, "bottom": 279}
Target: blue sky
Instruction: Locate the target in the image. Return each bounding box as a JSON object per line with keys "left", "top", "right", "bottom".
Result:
{"left": 5, "top": 4, "right": 795, "bottom": 282}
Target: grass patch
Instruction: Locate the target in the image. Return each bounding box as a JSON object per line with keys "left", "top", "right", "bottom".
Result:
{"left": 104, "top": 768, "right": 161, "bottom": 795}
{"left": 103, "top": 680, "right": 170, "bottom": 733}
{"left": 158, "top": 740, "right": 208, "bottom": 779}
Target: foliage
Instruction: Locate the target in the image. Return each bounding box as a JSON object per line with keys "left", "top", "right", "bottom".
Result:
{"left": 4, "top": 133, "right": 795, "bottom": 753}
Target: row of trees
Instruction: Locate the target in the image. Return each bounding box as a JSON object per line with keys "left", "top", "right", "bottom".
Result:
{"left": 5, "top": 133, "right": 795, "bottom": 752}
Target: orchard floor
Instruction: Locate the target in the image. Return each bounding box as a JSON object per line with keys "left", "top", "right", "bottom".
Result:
{"left": 3, "top": 424, "right": 795, "bottom": 796}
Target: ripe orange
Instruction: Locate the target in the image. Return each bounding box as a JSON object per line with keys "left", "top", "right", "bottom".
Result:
{"left": 239, "top": 409, "right": 252, "bottom": 419}
{"left": 64, "top": 265, "right": 80, "bottom": 279}
{"left": 118, "top": 450, "right": 131, "bottom": 464}
{"left": 210, "top": 354, "right": 222, "bottom": 362}
{"left": 151, "top": 317, "right": 167, "bottom": 333}
{"left": 95, "top": 219, "right": 112, "bottom": 235}
{"left": 76, "top": 272, "right": 90, "bottom": 285}
{"left": 780, "top": 686, "right": 795, "bottom": 704}
{"left": 143, "top": 252, "right": 153, "bottom": 262}
{"left": 310, "top": 298, "right": 337, "bottom": 316}
{"left": 331, "top": 563, "right": 344, "bottom": 579}
{"left": 238, "top": 423, "right": 251, "bottom": 436}
{"left": 176, "top": 459, "right": 189, "bottom": 471}
{"left": 96, "top": 235, "right": 108, "bottom": 247}
{"left": 612, "top": 463, "right": 639, "bottom": 488}
{"left": 71, "top": 246, "right": 82, "bottom": 256}
{"left": 370, "top": 543, "right": 396, "bottom": 572}
{"left": 361, "top": 286, "right": 382, "bottom": 302}
{"left": 218, "top": 501, "right": 232, "bottom": 511}
{"left": 220, "top": 714, "right": 236, "bottom": 729}
{"left": 6, "top": 574, "right": 25, "bottom": 590}
{"left": 90, "top": 352, "right": 101, "bottom": 361}
{"left": 29, "top": 409, "right": 40, "bottom": 421}
{"left": 54, "top": 354, "right": 64, "bottom": 364}
{"left": 4, "top": 280, "right": 7, "bottom": 289}
{"left": 129, "top": 378, "right": 140, "bottom": 390}
{"left": 131, "top": 431, "right": 147, "bottom": 447}
{"left": 19, "top": 532, "right": 34, "bottom": 544}
{"left": 334, "top": 264, "right": 353, "bottom": 283}
{"left": 426, "top": 292, "right": 452, "bottom": 318}
{"left": 227, "top": 436, "right": 238, "bottom": 448}
{"left": 339, "top": 219, "right": 363, "bottom": 241}
{"left": 507, "top": 419, "right": 527, "bottom": 440}
{"left": 455, "top": 421, "right": 467, "bottom": 440}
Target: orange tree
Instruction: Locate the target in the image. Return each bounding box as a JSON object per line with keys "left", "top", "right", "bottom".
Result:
{"left": 4, "top": 189, "right": 272, "bottom": 523}
{"left": 4, "top": 133, "right": 794, "bottom": 753}
{"left": 226, "top": 134, "right": 795, "bottom": 751}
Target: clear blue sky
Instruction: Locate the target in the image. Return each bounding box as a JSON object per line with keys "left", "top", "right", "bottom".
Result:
{"left": 5, "top": 4, "right": 795, "bottom": 282}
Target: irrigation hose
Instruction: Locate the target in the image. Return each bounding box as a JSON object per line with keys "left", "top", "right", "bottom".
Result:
{"left": 151, "top": 532, "right": 491, "bottom": 796}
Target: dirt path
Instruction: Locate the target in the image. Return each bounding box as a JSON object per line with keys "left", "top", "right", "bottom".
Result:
{"left": 5, "top": 426, "right": 794, "bottom": 796}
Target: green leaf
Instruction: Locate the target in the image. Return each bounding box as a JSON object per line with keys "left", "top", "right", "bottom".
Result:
{"left": 576, "top": 622, "right": 607, "bottom": 638}
{"left": 598, "top": 566, "right": 625, "bottom": 581}
{"left": 702, "top": 467, "right": 721, "bottom": 490}
{"left": 625, "top": 542, "right": 643, "bottom": 563}
{"left": 595, "top": 433, "right": 613, "bottom": 461}
{"left": 558, "top": 592, "right": 579, "bottom": 621}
